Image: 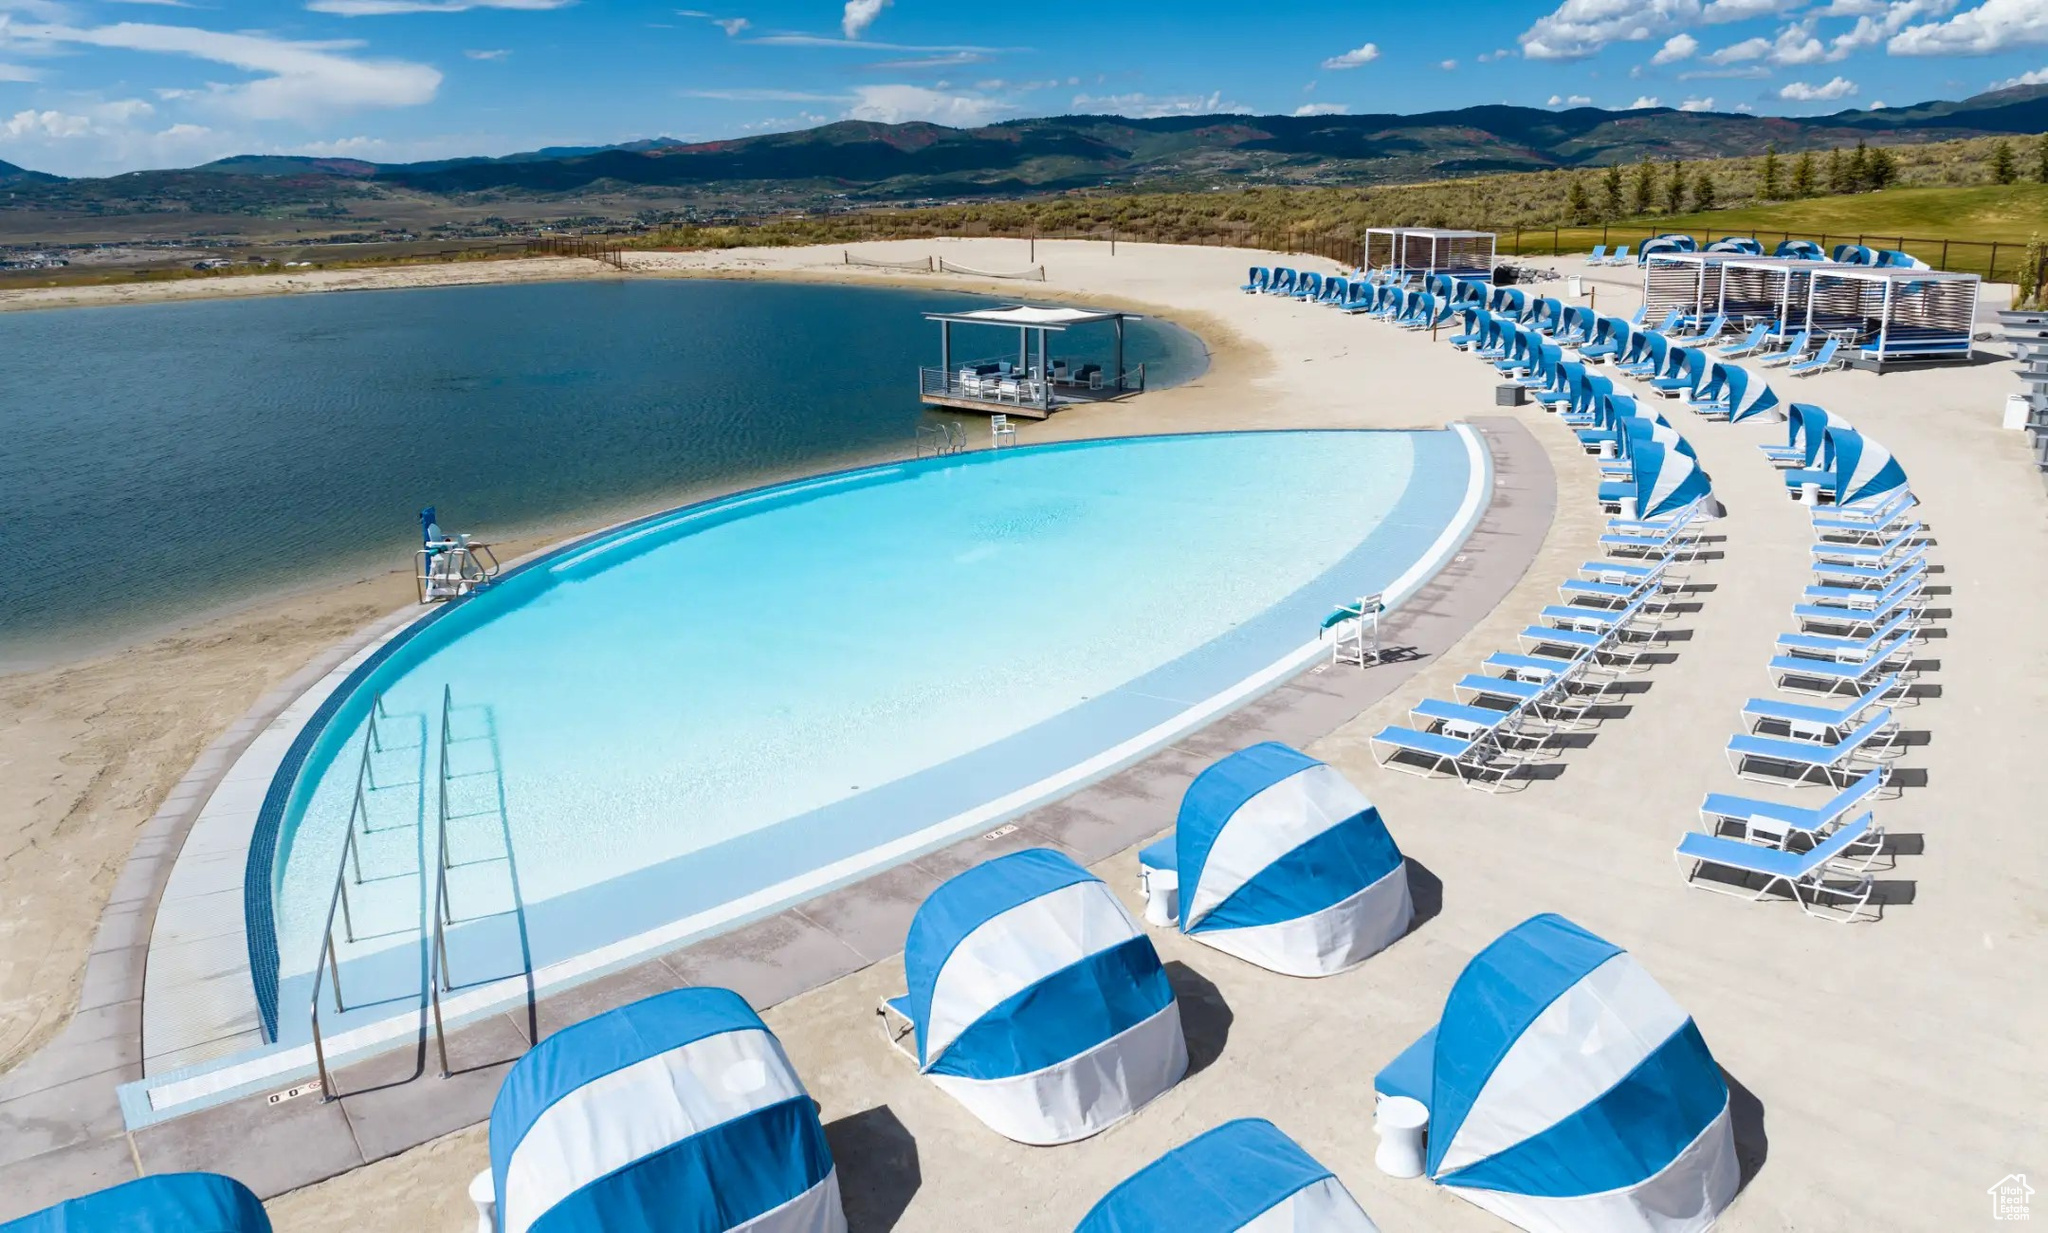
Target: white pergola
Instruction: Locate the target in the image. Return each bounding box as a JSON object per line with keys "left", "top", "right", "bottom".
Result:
{"left": 1364, "top": 228, "right": 1496, "bottom": 278}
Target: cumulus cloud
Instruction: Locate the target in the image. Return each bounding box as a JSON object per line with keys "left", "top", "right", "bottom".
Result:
{"left": 0, "top": 61, "right": 42, "bottom": 81}
{"left": 1701, "top": 0, "right": 1802, "bottom": 17}
{"left": 1293, "top": 102, "right": 1347, "bottom": 115}
{"left": 1779, "top": 75, "right": 1858, "bottom": 99}
{"left": 1995, "top": 64, "right": 2048, "bottom": 86}
{"left": 1708, "top": 35, "right": 1770, "bottom": 61}
{"left": 1321, "top": 43, "right": 1379, "bottom": 69}
{"left": 1629, "top": 94, "right": 1662, "bottom": 107}
{"left": 1549, "top": 92, "right": 1595, "bottom": 104}
{"left": 1892, "top": 0, "right": 2048, "bottom": 53}
{"left": 1439, "top": 58, "right": 1457, "bottom": 69}
{"left": 1652, "top": 32, "right": 1698, "bottom": 62}
{"left": 1679, "top": 95, "right": 1715, "bottom": 109}
{"left": 12, "top": 21, "right": 442, "bottom": 120}
{"left": 842, "top": 0, "right": 889, "bottom": 39}
{"left": 0, "top": 98, "right": 226, "bottom": 174}
{"left": 1832, "top": 0, "right": 1958, "bottom": 56}
{"left": 1477, "top": 47, "right": 1514, "bottom": 61}
{"left": 307, "top": 0, "right": 571, "bottom": 13}
{"left": 846, "top": 83, "right": 1007, "bottom": 125}
{"left": 1520, "top": 0, "right": 1701, "bottom": 61}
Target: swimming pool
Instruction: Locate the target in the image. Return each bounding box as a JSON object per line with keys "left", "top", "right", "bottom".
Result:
{"left": 256, "top": 429, "right": 1484, "bottom": 1038}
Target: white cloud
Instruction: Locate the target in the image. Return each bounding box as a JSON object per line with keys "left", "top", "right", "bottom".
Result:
{"left": 1995, "top": 64, "right": 2048, "bottom": 86}
{"left": 846, "top": 83, "right": 1006, "bottom": 125}
{"left": 1768, "top": 19, "right": 1829, "bottom": 62}
{"left": 842, "top": 0, "right": 889, "bottom": 39}
{"left": 1679, "top": 94, "right": 1716, "bottom": 108}
{"left": 1679, "top": 63, "right": 1772, "bottom": 76}
{"left": 1629, "top": 94, "right": 1663, "bottom": 107}
{"left": 1520, "top": 0, "right": 1701, "bottom": 61}
{"left": 1868, "top": 97, "right": 1887, "bottom": 105}
{"left": 307, "top": 0, "right": 571, "bottom": 13}
{"left": 1548, "top": 92, "right": 1594, "bottom": 104}
{"left": 1831, "top": 0, "right": 1958, "bottom": 56}
{"left": 1702, "top": 0, "right": 1801, "bottom": 19}
{"left": 867, "top": 52, "right": 987, "bottom": 70}
{"left": 1293, "top": 102, "right": 1347, "bottom": 115}
{"left": 0, "top": 61, "right": 42, "bottom": 81}
{"left": 1892, "top": 0, "right": 2048, "bottom": 53}
{"left": 1439, "top": 58, "right": 1458, "bottom": 69}
{"left": 1651, "top": 32, "right": 1698, "bottom": 62}
{"left": 713, "top": 17, "right": 748, "bottom": 35}
{"left": 1321, "top": 42, "right": 1379, "bottom": 68}
{"left": 1477, "top": 46, "right": 1514, "bottom": 61}
{"left": 0, "top": 97, "right": 225, "bottom": 174}
{"left": 1779, "top": 74, "right": 1858, "bottom": 99}
{"left": 1707, "top": 34, "right": 1770, "bottom": 61}
{"left": 464, "top": 47, "right": 509, "bottom": 59}
{"left": 13, "top": 21, "right": 442, "bottom": 120}
{"left": 1070, "top": 90, "right": 1249, "bottom": 117}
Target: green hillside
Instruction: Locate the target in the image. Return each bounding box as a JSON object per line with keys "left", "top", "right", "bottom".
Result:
{"left": 1657, "top": 184, "right": 2048, "bottom": 244}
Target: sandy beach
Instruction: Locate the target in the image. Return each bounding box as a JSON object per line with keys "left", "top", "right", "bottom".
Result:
{"left": 4, "top": 238, "right": 2046, "bottom": 1231}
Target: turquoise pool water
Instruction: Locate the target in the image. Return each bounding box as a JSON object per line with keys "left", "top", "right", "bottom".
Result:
{"left": 264, "top": 429, "right": 1479, "bottom": 1031}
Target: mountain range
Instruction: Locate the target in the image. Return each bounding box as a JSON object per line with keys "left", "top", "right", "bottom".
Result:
{"left": 7, "top": 85, "right": 2048, "bottom": 213}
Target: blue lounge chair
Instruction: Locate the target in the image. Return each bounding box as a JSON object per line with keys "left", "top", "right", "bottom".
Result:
{"left": 1810, "top": 546, "right": 1926, "bottom": 587}
{"left": 1682, "top": 312, "right": 1727, "bottom": 342}
{"left": 1793, "top": 590, "right": 1923, "bottom": 636}
{"left": 1368, "top": 725, "right": 1524, "bottom": 791}
{"left": 1810, "top": 523, "right": 1922, "bottom": 567}
{"left": 1604, "top": 244, "right": 1631, "bottom": 266}
{"left": 1775, "top": 612, "right": 1917, "bottom": 665}
{"left": 1700, "top": 765, "right": 1888, "bottom": 848}
{"left": 1789, "top": 337, "right": 1843, "bottom": 376}
{"left": 1801, "top": 566, "right": 1925, "bottom": 611}
{"left": 1717, "top": 323, "right": 1769, "bottom": 358}
{"left": 1741, "top": 675, "right": 1901, "bottom": 745}
{"left": 1725, "top": 709, "right": 1896, "bottom": 787}
{"left": 1813, "top": 492, "right": 1917, "bottom": 541}
{"left": 1757, "top": 330, "right": 1811, "bottom": 368}
{"left": 1587, "top": 245, "right": 1609, "bottom": 264}
{"left": 1240, "top": 267, "right": 1269, "bottom": 293}
{"left": 1676, "top": 812, "right": 1882, "bottom": 921}
{"left": 1769, "top": 633, "right": 1915, "bottom": 697}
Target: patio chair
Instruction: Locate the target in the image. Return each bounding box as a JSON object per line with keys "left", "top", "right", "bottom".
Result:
{"left": 1756, "top": 330, "right": 1811, "bottom": 367}
{"left": 1725, "top": 709, "right": 1897, "bottom": 787}
{"left": 1810, "top": 546, "right": 1926, "bottom": 588}
{"left": 1740, "top": 674, "right": 1902, "bottom": 744}
{"left": 1587, "top": 245, "right": 1609, "bottom": 264}
{"left": 1717, "top": 323, "right": 1769, "bottom": 358}
{"left": 1810, "top": 523, "right": 1923, "bottom": 567}
{"left": 1604, "top": 244, "right": 1631, "bottom": 265}
{"left": 1793, "top": 591, "right": 1924, "bottom": 637}
{"left": 1799, "top": 566, "right": 1926, "bottom": 613}
{"left": 1675, "top": 812, "right": 1882, "bottom": 921}
{"left": 1240, "top": 267, "right": 1269, "bottom": 293}
{"left": 1367, "top": 725, "right": 1525, "bottom": 791}
{"left": 1769, "top": 633, "right": 1915, "bottom": 697}
{"left": 1683, "top": 312, "right": 1727, "bottom": 342}
{"left": 1700, "top": 765, "right": 1889, "bottom": 848}
{"left": 1775, "top": 611, "right": 1917, "bottom": 664}
{"left": 1788, "top": 337, "right": 1843, "bottom": 377}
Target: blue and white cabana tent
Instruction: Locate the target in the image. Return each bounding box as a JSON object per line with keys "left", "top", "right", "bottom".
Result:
{"left": 3, "top": 1174, "right": 270, "bottom": 1233}
{"left": 1269, "top": 268, "right": 1298, "bottom": 296}
{"left": 1831, "top": 243, "right": 1876, "bottom": 266}
{"left": 1775, "top": 239, "right": 1824, "bottom": 260}
{"left": 1780, "top": 402, "right": 1837, "bottom": 467}
{"left": 1075, "top": 1119, "right": 1383, "bottom": 1233}
{"left": 1875, "top": 248, "right": 1929, "bottom": 270}
{"left": 1137, "top": 742, "right": 1412, "bottom": 978}
{"left": 1627, "top": 441, "right": 1712, "bottom": 518}
{"left": 1707, "top": 236, "right": 1763, "bottom": 255}
{"left": 488, "top": 988, "right": 844, "bottom": 1233}
{"left": 1240, "top": 267, "right": 1269, "bottom": 293}
{"left": 1724, "top": 364, "right": 1782, "bottom": 423}
{"left": 1373, "top": 914, "right": 1739, "bottom": 1233}
{"left": 889, "top": 848, "right": 1186, "bottom": 1144}
{"left": 1819, "top": 425, "right": 1909, "bottom": 506}
{"left": 1638, "top": 234, "right": 1697, "bottom": 263}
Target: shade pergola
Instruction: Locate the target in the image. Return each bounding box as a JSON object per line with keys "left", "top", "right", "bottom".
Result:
{"left": 1642, "top": 252, "right": 1740, "bottom": 322}
{"left": 1805, "top": 267, "right": 1980, "bottom": 366}
{"left": 920, "top": 304, "right": 1145, "bottom": 418}
{"left": 1715, "top": 255, "right": 1828, "bottom": 343}
{"left": 1364, "top": 228, "right": 1496, "bottom": 279}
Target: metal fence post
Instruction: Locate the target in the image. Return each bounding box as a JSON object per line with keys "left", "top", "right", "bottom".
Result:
{"left": 1992, "top": 241, "right": 2002, "bottom": 282}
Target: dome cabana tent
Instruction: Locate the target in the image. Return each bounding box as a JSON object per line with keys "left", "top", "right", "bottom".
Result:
{"left": 1074, "top": 1119, "right": 1383, "bottom": 1233}
{"left": 1620, "top": 442, "right": 1712, "bottom": 520}
{"left": 3, "top": 1174, "right": 270, "bottom": 1233}
{"left": 1706, "top": 236, "right": 1764, "bottom": 255}
{"left": 486, "top": 987, "right": 844, "bottom": 1233}
{"left": 1373, "top": 914, "right": 1740, "bottom": 1233}
{"left": 880, "top": 848, "right": 1186, "bottom": 1145}
{"left": 1136, "top": 742, "right": 1412, "bottom": 978}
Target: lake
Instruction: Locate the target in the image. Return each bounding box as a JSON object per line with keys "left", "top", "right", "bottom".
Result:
{"left": 0, "top": 278, "right": 1205, "bottom": 667}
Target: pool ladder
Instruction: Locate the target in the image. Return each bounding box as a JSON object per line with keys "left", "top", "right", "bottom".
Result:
{"left": 308, "top": 686, "right": 535, "bottom": 1100}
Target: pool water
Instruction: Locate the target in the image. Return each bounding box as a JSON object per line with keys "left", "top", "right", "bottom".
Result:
{"left": 267, "top": 429, "right": 1478, "bottom": 1028}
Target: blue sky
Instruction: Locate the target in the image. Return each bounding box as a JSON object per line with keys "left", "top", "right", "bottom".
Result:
{"left": 4, "top": 0, "right": 2048, "bottom": 176}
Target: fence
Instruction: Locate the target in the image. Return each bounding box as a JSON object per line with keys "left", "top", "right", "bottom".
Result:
{"left": 1487, "top": 223, "right": 2024, "bottom": 283}
{"left": 527, "top": 235, "right": 627, "bottom": 269}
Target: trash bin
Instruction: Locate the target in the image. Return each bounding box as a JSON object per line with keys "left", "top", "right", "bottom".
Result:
{"left": 1496, "top": 383, "right": 1527, "bottom": 407}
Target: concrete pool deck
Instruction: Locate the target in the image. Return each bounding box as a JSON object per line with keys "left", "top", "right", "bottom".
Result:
{"left": 3, "top": 238, "right": 2045, "bottom": 1231}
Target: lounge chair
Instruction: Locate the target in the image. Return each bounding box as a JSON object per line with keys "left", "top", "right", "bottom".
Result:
{"left": 1813, "top": 493, "right": 1918, "bottom": 542}
{"left": 1768, "top": 631, "right": 1915, "bottom": 697}
{"left": 1741, "top": 674, "right": 1902, "bottom": 744}
{"left": 1810, "top": 523, "right": 1923, "bottom": 566}
{"left": 1775, "top": 613, "right": 1917, "bottom": 667}
{"left": 1793, "top": 591, "right": 1923, "bottom": 636}
{"left": 1648, "top": 309, "right": 1683, "bottom": 335}
{"left": 1240, "top": 267, "right": 1269, "bottom": 293}
{"left": 1368, "top": 725, "right": 1524, "bottom": 791}
{"left": 1799, "top": 566, "right": 1926, "bottom": 614}
{"left": 1604, "top": 244, "right": 1631, "bottom": 266}
{"left": 1717, "top": 323, "right": 1769, "bottom": 358}
{"left": 1700, "top": 764, "right": 1889, "bottom": 848}
{"left": 1409, "top": 697, "right": 1548, "bottom": 752}
{"left": 1725, "top": 709, "right": 1896, "bottom": 786}
{"left": 1789, "top": 337, "right": 1843, "bottom": 377}
{"left": 1756, "top": 330, "right": 1811, "bottom": 368}
{"left": 1682, "top": 312, "right": 1727, "bottom": 342}
{"left": 1810, "top": 546, "right": 1926, "bottom": 587}
{"left": 1517, "top": 619, "right": 1657, "bottom": 671}
{"left": 1587, "top": 245, "right": 1608, "bottom": 264}
{"left": 1453, "top": 672, "right": 1598, "bottom": 729}
{"left": 1675, "top": 811, "right": 1882, "bottom": 921}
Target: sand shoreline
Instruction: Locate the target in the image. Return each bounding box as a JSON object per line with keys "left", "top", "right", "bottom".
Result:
{"left": 0, "top": 243, "right": 1261, "bottom": 1077}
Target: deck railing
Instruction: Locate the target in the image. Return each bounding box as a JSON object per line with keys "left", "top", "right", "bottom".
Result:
{"left": 918, "top": 361, "right": 1145, "bottom": 410}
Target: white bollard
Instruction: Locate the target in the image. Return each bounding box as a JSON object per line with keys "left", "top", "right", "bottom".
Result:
{"left": 1598, "top": 439, "right": 1617, "bottom": 460}
{"left": 1374, "top": 1096, "right": 1430, "bottom": 1178}
{"left": 1618, "top": 496, "right": 1639, "bottom": 521}
{"left": 1140, "top": 867, "right": 1180, "bottom": 928}
{"left": 469, "top": 1169, "right": 496, "bottom": 1233}
{"left": 1800, "top": 481, "right": 1821, "bottom": 506}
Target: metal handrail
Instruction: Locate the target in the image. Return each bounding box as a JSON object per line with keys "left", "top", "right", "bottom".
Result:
{"left": 428, "top": 685, "right": 454, "bottom": 1077}
{"left": 310, "top": 694, "right": 387, "bottom": 1100}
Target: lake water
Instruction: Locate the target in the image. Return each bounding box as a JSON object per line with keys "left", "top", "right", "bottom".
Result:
{"left": 0, "top": 279, "right": 1205, "bottom": 667}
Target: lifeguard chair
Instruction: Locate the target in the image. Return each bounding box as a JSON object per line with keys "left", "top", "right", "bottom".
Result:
{"left": 415, "top": 505, "right": 500, "bottom": 603}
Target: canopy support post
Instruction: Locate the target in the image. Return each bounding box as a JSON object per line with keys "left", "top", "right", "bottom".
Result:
{"left": 1115, "top": 316, "right": 1126, "bottom": 392}
{"left": 940, "top": 320, "right": 951, "bottom": 383}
